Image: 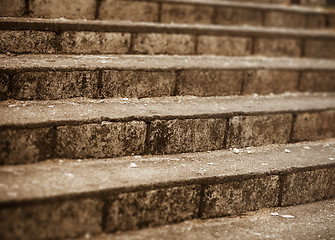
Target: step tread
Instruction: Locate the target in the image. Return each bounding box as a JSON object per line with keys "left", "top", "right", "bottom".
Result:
{"left": 1, "top": 93, "right": 335, "bottom": 128}
{"left": 83, "top": 199, "right": 335, "bottom": 240}
{"left": 1, "top": 139, "right": 334, "bottom": 204}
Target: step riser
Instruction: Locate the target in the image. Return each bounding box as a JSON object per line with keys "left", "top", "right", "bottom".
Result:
{"left": 1, "top": 166, "right": 334, "bottom": 240}
{"left": 1, "top": 0, "right": 333, "bottom": 29}
{"left": 2, "top": 28, "right": 335, "bottom": 58}
{"left": 1, "top": 110, "right": 334, "bottom": 164}
{"left": 1, "top": 69, "right": 335, "bottom": 101}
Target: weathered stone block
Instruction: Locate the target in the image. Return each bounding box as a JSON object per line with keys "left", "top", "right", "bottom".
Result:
{"left": 202, "top": 176, "right": 279, "bottom": 218}
{"left": 292, "top": 111, "right": 335, "bottom": 141}
{"left": 12, "top": 71, "right": 99, "bottom": 100}
{"left": 132, "top": 33, "right": 195, "bottom": 55}
{"left": 0, "top": 73, "right": 9, "bottom": 100}
{"left": 98, "top": 0, "right": 159, "bottom": 22}
{"left": 0, "top": 198, "right": 103, "bottom": 240}
{"left": 304, "top": 40, "right": 335, "bottom": 58}
{"left": 56, "top": 121, "right": 147, "bottom": 159}
{"left": 243, "top": 70, "right": 299, "bottom": 95}
{"left": 215, "top": 7, "right": 262, "bottom": 26}
{"left": 0, "top": 0, "right": 25, "bottom": 17}
{"left": 264, "top": 11, "right": 306, "bottom": 28}
{"left": 329, "top": 14, "right": 335, "bottom": 28}
{"left": 161, "top": 3, "right": 214, "bottom": 24}
{"left": 176, "top": 70, "right": 243, "bottom": 96}
{"left": 306, "top": 14, "right": 326, "bottom": 28}
{"left": 197, "top": 36, "right": 252, "bottom": 56}
{"left": 101, "top": 70, "right": 175, "bottom": 98}
{"left": 0, "top": 30, "right": 56, "bottom": 54}
{"left": 227, "top": 114, "right": 292, "bottom": 148}
{"left": 299, "top": 71, "right": 335, "bottom": 92}
{"left": 254, "top": 38, "right": 301, "bottom": 57}
{"left": 60, "top": 32, "right": 130, "bottom": 54}
{"left": 105, "top": 185, "right": 200, "bottom": 232}
{"left": 281, "top": 168, "right": 335, "bottom": 206}
{"left": 0, "top": 128, "right": 54, "bottom": 165}
{"left": 29, "top": 0, "right": 96, "bottom": 19}
{"left": 148, "top": 118, "right": 226, "bottom": 154}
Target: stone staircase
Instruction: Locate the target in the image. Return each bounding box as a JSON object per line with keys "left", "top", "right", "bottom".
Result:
{"left": 0, "top": 0, "right": 335, "bottom": 239}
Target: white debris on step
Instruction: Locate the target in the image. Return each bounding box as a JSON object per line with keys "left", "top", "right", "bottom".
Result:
{"left": 48, "top": 105, "right": 54, "bottom": 108}
{"left": 84, "top": 233, "right": 91, "bottom": 239}
{"left": 77, "top": 159, "right": 82, "bottom": 162}
{"left": 65, "top": 173, "right": 74, "bottom": 178}
{"left": 59, "top": 160, "right": 63, "bottom": 163}
{"left": 8, "top": 104, "right": 17, "bottom": 108}
{"left": 284, "top": 149, "right": 291, "bottom": 153}
{"left": 129, "top": 163, "right": 137, "bottom": 168}
{"left": 233, "top": 148, "right": 240, "bottom": 154}
{"left": 181, "top": 164, "right": 187, "bottom": 167}
{"left": 271, "top": 212, "right": 279, "bottom": 216}
{"left": 247, "top": 150, "right": 252, "bottom": 154}
{"left": 323, "top": 144, "right": 330, "bottom": 148}
{"left": 208, "top": 163, "right": 215, "bottom": 166}
{"left": 303, "top": 146, "right": 311, "bottom": 150}
{"left": 196, "top": 168, "right": 206, "bottom": 175}
{"left": 329, "top": 158, "right": 335, "bottom": 161}
{"left": 134, "top": 155, "right": 141, "bottom": 159}
{"left": 280, "top": 215, "right": 295, "bottom": 218}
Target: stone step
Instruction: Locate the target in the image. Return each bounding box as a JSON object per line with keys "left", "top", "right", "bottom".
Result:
{"left": 1, "top": 55, "right": 335, "bottom": 101}
{"left": 75, "top": 199, "right": 335, "bottom": 240}
{"left": 1, "top": 18, "right": 335, "bottom": 57}
{"left": 2, "top": 0, "right": 334, "bottom": 29}
{"left": 0, "top": 139, "right": 334, "bottom": 240}
{"left": 1, "top": 93, "right": 335, "bottom": 164}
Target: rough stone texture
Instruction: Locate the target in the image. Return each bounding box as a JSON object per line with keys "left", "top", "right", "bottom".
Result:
{"left": 176, "top": 70, "right": 243, "bottom": 96}
{"left": 227, "top": 114, "right": 292, "bottom": 148}
{"left": 0, "top": 0, "right": 25, "bottom": 17}
{"left": 0, "top": 198, "right": 103, "bottom": 240}
{"left": 11, "top": 71, "right": 99, "bottom": 100}
{"left": 101, "top": 70, "right": 175, "bottom": 98}
{"left": 0, "top": 30, "right": 56, "bottom": 54}
{"left": 60, "top": 32, "right": 130, "bottom": 54}
{"left": 105, "top": 185, "right": 200, "bottom": 232}
{"left": 329, "top": 14, "right": 335, "bottom": 28}
{"left": 29, "top": 0, "right": 96, "bottom": 19}
{"left": 0, "top": 128, "right": 54, "bottom": 165}
{"left": 98, "top": 0, "right": 159, "bottom": 22}
{"left": 215, "top": 7, "right": 262, "bottom": 26}
{"left": 132, "top": 33, "right": 195, "bottom": 55}
{"left": 299, "top": 71, "right": 335, "bottom": 92}
{"left": 304, "top": 40, "right": 335, "bottom": 58}
{"left": 0, "top": 73, "right": 9, "bottom": 100}
{"left": 265, "top": 11, "right": 306, "bottom": 28}
{"left": 197, "top": 36, "right": 252, "bottom": 56}
{"left": 281, "top": 168, "right": 335, "bottom": 206}
{"left": 254, "top": 38, "right": 301, "bottom": 57}
{"left": 148, "top": 118, "right": 226, "bottom": 154}
{"left": 161, "top": 3, "right": 213, "bottom": 24}
{"left": 56, "top": 121, "right": 147, "bottom": 159}
{"left": 202, "top": 176, "right": 279, "bottom": 218}
{"left": 243, "top": 70, "right": 299, "bottom": 95}
{"left": 306, "top": 14, "right": 327, "bottom": 28}
{"left": 292, "top": 111, "right": 335, "bottom": 141}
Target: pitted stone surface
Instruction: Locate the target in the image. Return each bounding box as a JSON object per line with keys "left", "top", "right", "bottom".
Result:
{"left": 215, "top": 7, "right": 262, "bottom": 26}
{"left": 0, "top": 0, "right": 25, "bottom": 17}
{"left": 299, "top": 71, "right": 335, "bottom": 92}
{"left": 306, "top": 14, "right": 327, "bottom": 28}
{"left": 0, "top": 73, "right": 8, "bottom": 100}
{"left": 304, "top": 40, "right": 335, "bottom": 59}
{"left": 254, "top": 38, "right": 301, "bottom": 57}
{"left": 265, "top": 11, "right": 306, "bottom": 28}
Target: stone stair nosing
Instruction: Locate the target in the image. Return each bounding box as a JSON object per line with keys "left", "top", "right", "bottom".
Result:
{"left": 1, "top": 0, "right": 334, "bottom": 29}
{"left": 0, "top": 139, "right": 334, "bottom": 240}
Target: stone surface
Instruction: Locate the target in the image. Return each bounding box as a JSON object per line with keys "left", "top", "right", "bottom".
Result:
{"left": 329, "top": 14, "right": 335, "bottom": 28}
{"left": 197, "top": 36, "right": 252, "bottom": 56}
{"left": 264, "top": 11, "right": 306, "bottom": 28}
{"left": 132, "top": 33, "right": 195, "bottom": 55}
{"left": 0, "top": 30, "right": 56, "bottom": 54}
{"left": 292, "top": 111, "right": 335, "bottom": 141}
{"left": 60, "top": 32, "right": 130, "bottom": 54}
{"left": 101, "top": 70, "right": 175, "bottom": 98}
{"left": 227, "top": 114, "right": 292, "bottom": 148}
{"left": 161, "top": 3, "right": 213, "bottom": 24}
{"left": 306, "top": 14, "right": 326, "bottom": 28}
{"left": 29, "top": 0, "right": 96, "bottom": 19}
{"left": 98, "top": 0, "right": 159, "bottom": 22}
{"left": 105, "top": 185, "right": 200, "bottom": 232}
{"left": 176, "top": 70, "right": 243, "bottom": 96}
{"left": 11, "top": 71, "right": 99, "bottom": 100}
{"left": 243, "top": 70, "right": 299, "bottom": 94}
{"left": 0, "top": 128, "right": 54, "bottom": 165}
{"left": 56, "top": 121, "right": 147, "bottom": 159}
{"left": 0, "top": 73, "right": 8, "bottom": 100}
{"left": 281, "top": 168, "right": 335, "bottom": 206}
{"left": 299, "top": 71, "right": 335, "bottom": 92}
{"left": 215, "top": 7, "right": 262, "bottom": 26}
{"left": 148, "top": 118, "right": 226, "bottom": 154}
{"left": 0, "top": 198, "right": 103, "bottom": 240}
{"left": 254, "top": 38, "right": 301, "bottom": 57}
{"left": 202, "top": 176, "right": 279, "bottom": 218}
{"left": 0, "top": 0, "right": 25, "bottom": 17}
{"left": 304, "top": 40, "right": 335, "bottom": 58}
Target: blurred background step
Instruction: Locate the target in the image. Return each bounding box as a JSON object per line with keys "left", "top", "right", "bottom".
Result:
{"left": 1, "top": 0, "right": 334, "bottom": 29}
{"left": 0, "top": 139, "right": 334, "bottom": 239}
{"left": 1, "top": 93, "right": 335, "bottom": 164}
